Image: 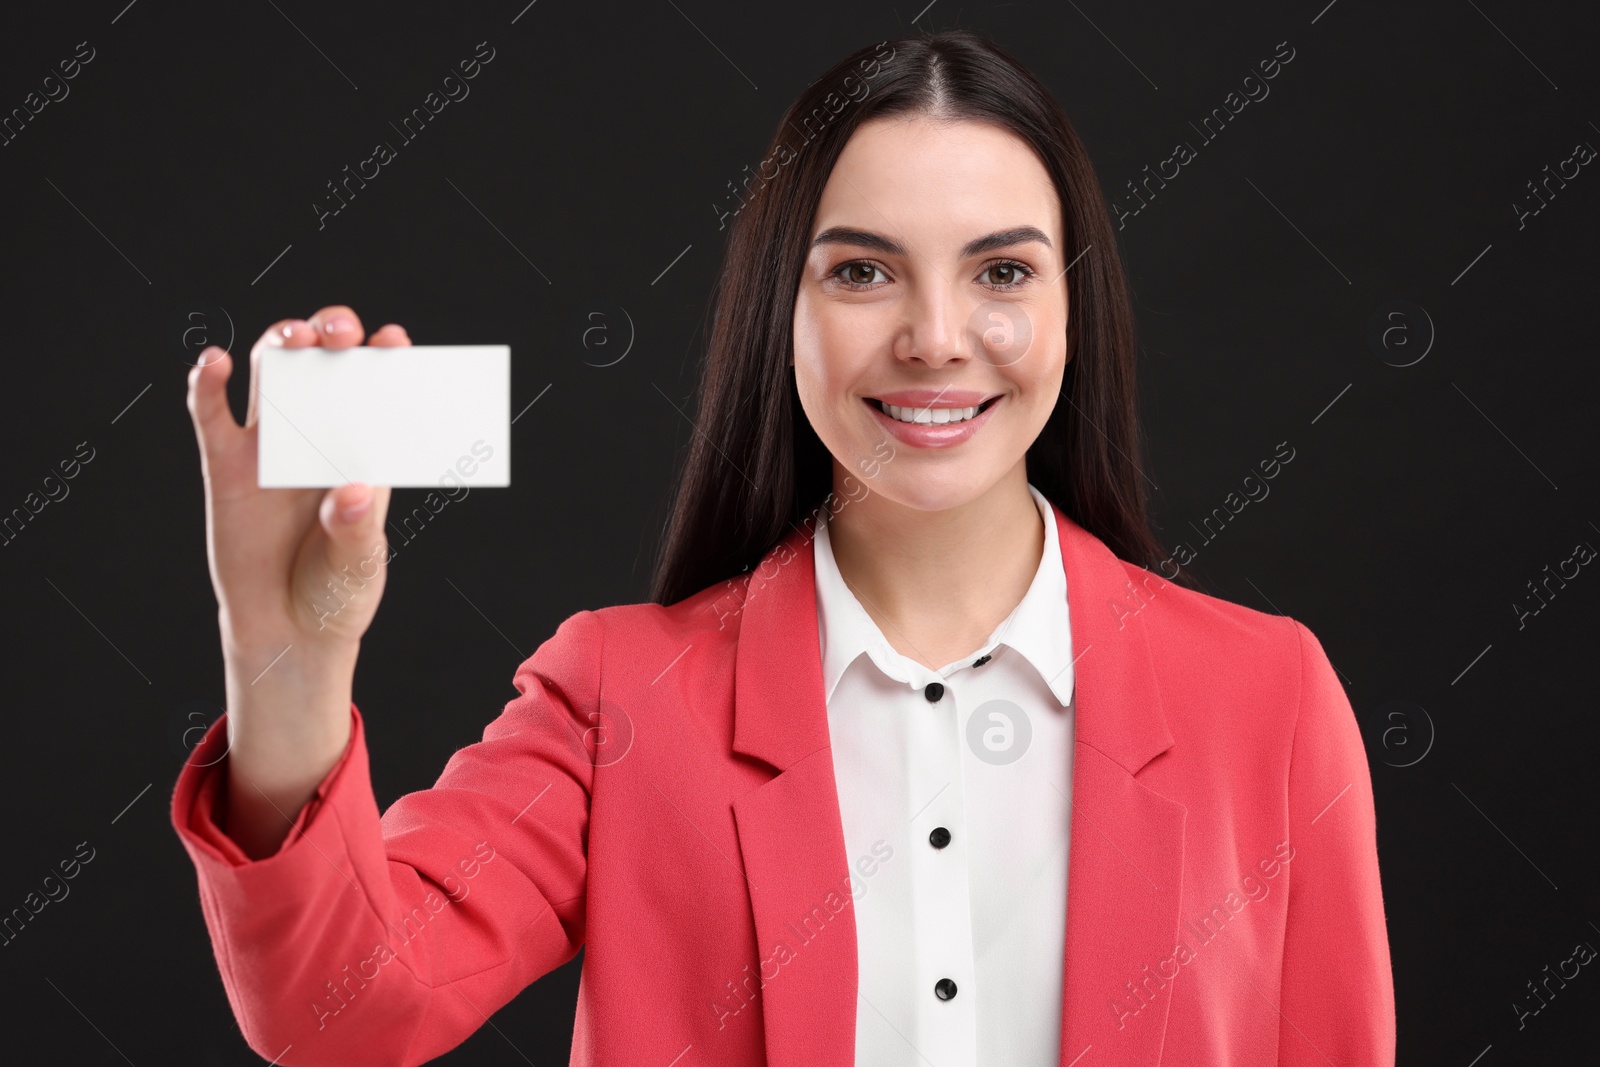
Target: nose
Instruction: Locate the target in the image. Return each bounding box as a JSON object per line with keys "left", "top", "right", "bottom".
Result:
{"left": 897, "top": 283, "right": 971, "bottom": 370}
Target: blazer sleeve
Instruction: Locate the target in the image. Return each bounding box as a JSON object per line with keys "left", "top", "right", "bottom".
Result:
{"left": 1278, "top": 620, "right": 1396, "bottom": 1065}
{"left": 169, "top": 608, "right": 605, "bottom": 1067}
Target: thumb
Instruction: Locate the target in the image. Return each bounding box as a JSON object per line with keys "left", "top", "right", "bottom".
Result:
{"left": 304, "top": 483, "right": 389, "bottom": 638}
{"left": 319, "top": 483, "right": 387, "bottom": 556}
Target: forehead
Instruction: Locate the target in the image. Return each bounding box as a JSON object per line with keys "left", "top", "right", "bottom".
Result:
{"left": 811, "top": 115, "right": 1061, "bottom": 244}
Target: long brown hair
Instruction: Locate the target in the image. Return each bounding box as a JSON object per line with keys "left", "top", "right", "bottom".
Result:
{"left": 649, "top": 28, "right": 1197, "bottom": 606}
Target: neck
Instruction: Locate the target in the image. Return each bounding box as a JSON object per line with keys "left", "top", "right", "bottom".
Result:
{"left": 823, "top": 461, "right": 1045, "bottom": 670}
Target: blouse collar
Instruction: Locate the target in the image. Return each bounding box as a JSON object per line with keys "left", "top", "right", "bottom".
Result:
{"left": 812, "top": 481, "right": 1075, "bottom": 708}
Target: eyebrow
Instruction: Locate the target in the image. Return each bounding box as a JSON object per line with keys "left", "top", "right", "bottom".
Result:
{"left": 810, "top": 224, "right": 1054, "bottom": 259}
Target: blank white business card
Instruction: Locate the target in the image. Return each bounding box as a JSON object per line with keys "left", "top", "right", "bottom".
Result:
{"left": 256, "top": 344, "right": 510, "bottom": 489}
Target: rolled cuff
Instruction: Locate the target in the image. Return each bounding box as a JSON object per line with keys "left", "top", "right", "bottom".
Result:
{"left": 170, "top": 702, "right": 362, "bottom": 869}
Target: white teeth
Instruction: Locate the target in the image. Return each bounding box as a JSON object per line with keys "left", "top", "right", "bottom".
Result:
{"left": 881, "top": 402, "right": 981, "bottom": 424}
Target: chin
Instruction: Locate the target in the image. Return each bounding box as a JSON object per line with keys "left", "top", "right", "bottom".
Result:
{"left": 860, "top": 466, "right": 997, "bottom": 515}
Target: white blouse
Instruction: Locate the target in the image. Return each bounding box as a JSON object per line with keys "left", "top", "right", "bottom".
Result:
{"left": 814, "top": 481, "right": 1077, "bottom": 1067}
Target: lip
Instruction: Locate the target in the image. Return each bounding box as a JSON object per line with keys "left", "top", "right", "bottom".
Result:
{"left": 868, "top": 388, "right": 999, "bottom": 408}
{"left": 866, "top": 393, "right": 1003, "bottom": 449}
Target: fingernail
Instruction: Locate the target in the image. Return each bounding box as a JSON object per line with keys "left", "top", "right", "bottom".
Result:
{"left": 338, "top": 498, "right": 371, "bottom": 523}
{"left": 324, "top": 315, "right": 355, "bottom": 335}
{"left": 337, "top": 486, "right": 371, "bottom": 523}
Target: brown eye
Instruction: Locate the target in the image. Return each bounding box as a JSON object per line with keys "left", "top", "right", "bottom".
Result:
{"left": 980, "top": 260, "right": 1036, "bottom": 290}
{"left": 832, "top": 261, "right": 888, "bottom": 288}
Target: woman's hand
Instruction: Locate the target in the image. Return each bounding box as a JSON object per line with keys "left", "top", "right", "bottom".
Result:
{"left": 185, "top": 305, "right": 410, "bottom": 857}
{"left": 188, "top": 305, "right": 407, "bottom": 659}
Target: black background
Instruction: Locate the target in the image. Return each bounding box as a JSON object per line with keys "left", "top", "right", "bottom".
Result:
{"left": 2, "top": 0, "right": 1596, "bottom": 1063}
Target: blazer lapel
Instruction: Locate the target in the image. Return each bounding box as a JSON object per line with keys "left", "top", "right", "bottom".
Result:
{"left": 730, "top": 526, "right": 859, "bottom": 1067}
{"left": 1053, "top": 505, "right": 1186, "bottom": 1066}
{"left": 725, "top": 504, "right": 1186, "bottom": 1067}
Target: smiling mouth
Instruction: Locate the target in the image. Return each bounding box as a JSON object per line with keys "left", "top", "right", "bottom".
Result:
{"left": 867, "top": 396, "right": 1000, "bottom": 425}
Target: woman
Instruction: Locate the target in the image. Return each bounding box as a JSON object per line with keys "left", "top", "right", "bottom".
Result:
{"left": 176, "top": 29, "right": 1394, "bottom": 1067}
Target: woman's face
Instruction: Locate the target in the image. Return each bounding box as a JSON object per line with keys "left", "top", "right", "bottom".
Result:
{"left": 793, "top": 114, "right": 1071, "bottom": 513}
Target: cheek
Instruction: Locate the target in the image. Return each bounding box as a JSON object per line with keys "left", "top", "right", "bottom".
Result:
{"left": 1005, "top": 336, "right": 1067, "bottom": 402}
{"left": 792, "top": 299, "right": 864, "bottom": 425}
{"left": 791, "top": 344, "right": 845, "bottom": 449}
{"left": 792, "top": 291, "right": 824, "bottom": 367}
{"left": 1011, "top": 344, "right": 1062, "bottom": 386}
{"left": 791, "top": 320, "right": 825, "bottom": 398}
{"left": 791, "top": 295, "right": 838, "bottom": 401}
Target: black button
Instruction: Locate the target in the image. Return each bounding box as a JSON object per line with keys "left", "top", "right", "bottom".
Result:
{"left": 934, "top": 977, "right": 958, "bottom": 1001}
{"left": 924, "top": 682, "right": 944, "bottom": 702}
{"left": 929, "top": 827, "right": 951, "bottom": 849}
{"left": 972, "top": 654, "right": 991, "bottom": 667}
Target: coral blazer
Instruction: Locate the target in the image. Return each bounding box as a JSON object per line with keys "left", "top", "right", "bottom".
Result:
{"left": 171, "top": 500, "right": 1396, "bottom": 1066}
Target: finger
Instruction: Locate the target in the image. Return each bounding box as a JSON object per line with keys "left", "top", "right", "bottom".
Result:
{"left": 306, "top": 305, "right": 365, "bottom": 350}
{"left": 368, "top": 323, "right": 411, "bottom": 347}
{"left": 252, "top": 317, "right": 319, "bottom": 354}
{"left": 318, "top": 482, "right": 392, "bottom": 576}
{"left": 245, "top": 318, "right": 319, "bottom": 429}
{"left": 187, "top": 347, "right": 241, "bottom": 472}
